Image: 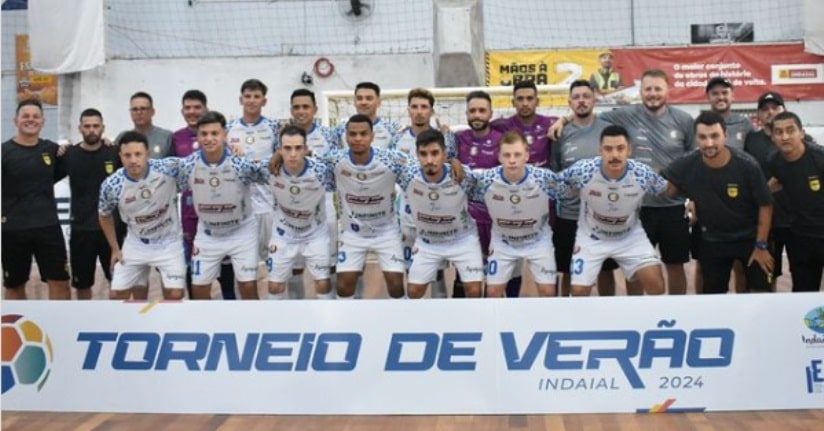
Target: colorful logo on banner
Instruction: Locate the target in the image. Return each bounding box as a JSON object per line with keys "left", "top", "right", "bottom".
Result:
{"left": 1, "top": 314, "right": 54, "bottom": 394}
{"left": 636, "top": 398, "right": 706, "bottom": 413}
{"left": 804, "top": 307, "right": 824, "bottom": 335}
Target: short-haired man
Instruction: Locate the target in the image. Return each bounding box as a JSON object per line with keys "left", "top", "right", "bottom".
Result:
{"left": 470, "top": 131, "right": 564, "bottom": 297}
{"left": 115, "top": 92, "right": 174, "bottom": 159}
{"left": 334, "top": 81, "right": 402, "bottom": 150}
{"left": 98, "top": 131, "right": 186, "bottom": 300}
{"left": 560, "top": 125, "right": 667, "bottom": 296}
{"left": 2, "top": 99, "right": 70, "bottom": 299}
{"left": 767, "top": 111, "right": 824, "bottom": 292}
{"left": 266, "top": 125, "right": 336, "bottom": 299}
{"left": 453, "top": 90, "right": 504, "bottom": 297}
{"left": 397, "top": 129, "right": 484, "bottom": 298}
{"left": 61, "top": 108, "right": 120, "bottom": 299}
{"left": 551, "top": 80, "right": 618, "bottom": 297}
{"left": 664, "top": 111, "right": 774, "bottom": 294}
{"left": 178, "top": 111, "right": 272, "bottom": 300}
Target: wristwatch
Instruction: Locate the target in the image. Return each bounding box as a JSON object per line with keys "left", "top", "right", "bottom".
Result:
{"left": 754, "top": 240, "right": 769, "bottom": 250}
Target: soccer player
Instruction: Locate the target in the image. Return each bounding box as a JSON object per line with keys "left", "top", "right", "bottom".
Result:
{"left": 286, "top": 88, "right": 341, "bottom": 299}
{"left": 551, "top": 69, "right": 694, "bottom": 295}
{"left": 551, "top": 80, "right": 618, "bottom": 297}
{"left": 2, "top": 99, "right": 70, "bottom": 300}
{"left": 454, "top": 90, "right": 504, "bottom": 297}
{"left": 664, "top": 111, "right": 774, "bottom": 294}
{"left": 471, "top": 131, "right": 564, "bottom": 297}
{"left": 395, "top": 129, "right": 485, "bottom": 298}
{"left": 266, "top": 125, "right": 336, "bottom": 299}
{"left": 319, "top": 114, "right": 409, "bottom": 299}
{"left": 391, "top": 88, "right": 457, "bottom": 298}
{"left": 61, "top": 108, "right": 119, "bottom": 299}
{"left": 744, "top": 91, "right": 794, "bottom": 289}
{"left": 561, "top": 125, "right": 667, "bottom": 296}
{"left": 98, "top": 131, "right": 186, "bottom": 300}
{"left": 114, "top": 92, "right": 174, "bottom": 159}
{"left": 334, "top": 82, "right": 402, "bottom": 150}
{"left": 767, "top": 112, "right": 824, "bottom": 292}
{"left": 178, "top": 111, "right": 272, "bottom": 300}
{"left": 227, "top": 79, "right": 279, "bottom": 280}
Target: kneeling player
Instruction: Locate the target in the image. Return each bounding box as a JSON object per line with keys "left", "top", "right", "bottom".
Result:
{"left": 560, "top": 125, "right": 667, "bottom": 295}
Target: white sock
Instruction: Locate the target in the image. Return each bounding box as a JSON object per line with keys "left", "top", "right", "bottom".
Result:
{"left": 353, "top": 278, "right": 365, "bottom": 299}
{"left": 337, "top": 293, "right": 355, "bottom": 300}
{"left": 431, "top": 278, "right": 447, "bottom": 299}
{"left": 287, "top": 274, "right": 305, "bottom": 299}
{"left": 317, "top": 290, "right": 336, "bottom": 300}
{"left": 268, "top": 291, "right": 287, "bottom": 300}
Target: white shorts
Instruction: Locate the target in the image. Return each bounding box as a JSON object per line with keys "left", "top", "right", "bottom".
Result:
{"left": 408, "top": 234, "right": 484, "bottom": 284}
{"left": 570, "top": 226, "right": 660, "bottom": 287}
{"left": 294, "top": 193, "right": 339, "bottom": 269}
{"left": 111, "top": 235, "right": 186, "bottom": 291}
{"left": 268, "top": 228, "right": 331, "bottom": 283}
{"left": 256, "top": 212, "right": 274, "bottom": 262}
{"left": 401, "top": 223, "right": 417, "bottom": 269}
{"left": 337, "top": 228, "right": 404, "bottom": 273}
{"left": 487, "top": 232, "right": 556, "bottom": 285}
{"left": 192, "top": 218, "right": 259, "bottom": 284}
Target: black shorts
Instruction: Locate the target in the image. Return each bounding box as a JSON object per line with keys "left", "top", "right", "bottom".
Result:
{"left": 553, "top": 217, "right": 618, "bottom": 274}
{"left": 2, "top": 225, "right": 70, "bottom": 287}
{"left": 770, "top": 227, "right": 792, "bottom": 278}
{"left": 786, "top": 234, "right": 824, "bottom": 292}
{"left": 640, "top": 205, "right": 690, "bottom": 264}
{"left": 689, "top": 223, "right": 703, "bottom": 260}
{"left": 699, "top": 239, "right": 771, "bottom": 294}
{"left": 69, "top": 229, "right": 112, "bottom": 289}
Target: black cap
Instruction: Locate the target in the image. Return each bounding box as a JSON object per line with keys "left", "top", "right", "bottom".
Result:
{"left": 705, "top": 76, "right": 733, "bottom": 93}
{"left": 757, "top": 91, "right": 785, "bottom": 110}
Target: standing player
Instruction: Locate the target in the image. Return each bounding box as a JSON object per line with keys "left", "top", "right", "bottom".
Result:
{"left": 320, "top": 114, "right": 409, "bottom": 299}
{"left": 2, "top": 99, "right": 70, "bottom": 300}
{"left": 98, "top": 131, "right": 186, "bottom": 300}
{"left": 397, "top": 129, "right": 484, "bottom": 298}
{"left": 391, "top": 88, "right": 457, "bottom": 298}
{"left": 551, "top": 80, "right": 618, "bottom": 297}
{"left": 61, "top": 108, "right": 120, "bottom": 299}
{"left": 745, "top": 91, "right": 794, "bottom": 289}
{"left": 471, "top": 131, "right": 564, "bottom": 297}
{"left": 286, "top": 88, "right": 341, "bottom": 299}
{"left": 114, "top": 92, "right": 174, "bottom": 158}
{"left": 561, "top": 125, "right": 667, "bottom": 296}
{"left": 266, "top": 126, "right": 336, "bottom": 299}
{"left": 334, "top": 82, "right": 402, "bottom": 150}
{"left": 178, "top": 111, "right": 272, "bottom": 300}
{"left": 454, "top": 90, "right": 504, "bottom": 297}
{"left": 551, "top": 69, "right": 694, "bottom": 295}
{"left": 767, "top": 112, "right": 824, "bottom": 292}
{"left": 227, "top": 79, "right": 279, "bottom": 288}
{"left": 664, "top": 111, "right": 773, "bottom": 294}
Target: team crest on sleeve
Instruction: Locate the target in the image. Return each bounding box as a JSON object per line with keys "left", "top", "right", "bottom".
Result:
{"left": 810, "top": 177, "right": 821, "bottom": 192}
{"left": 726, "top": 184, "right": 738, "bottom": 198}
{"left": 41, "top": 153, "right": 52, "bottom": 166}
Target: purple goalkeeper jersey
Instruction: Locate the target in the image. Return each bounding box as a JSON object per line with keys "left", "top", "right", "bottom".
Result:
{"left": 456, "top": 128, "right": 504, "bottom": 223}
{"left": 491, "top": 114, "right": 558, "bottom": 168}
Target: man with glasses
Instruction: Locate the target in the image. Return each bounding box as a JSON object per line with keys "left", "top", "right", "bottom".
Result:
{"left": 115, "top": 91, "right": 174, "bottom": 159}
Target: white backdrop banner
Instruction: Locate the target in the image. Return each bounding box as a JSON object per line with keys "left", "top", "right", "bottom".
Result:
{"left": 2, "top": 294, "right": 824, "bottom": 414}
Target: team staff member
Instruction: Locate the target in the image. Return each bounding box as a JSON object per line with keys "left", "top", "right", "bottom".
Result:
{"left": 61, "top": 108, "right": 120, "bottom": 299}
{"left": 664, "top": 111, "right": 773, "bottom": 294}
{"left": 2, "top": 99, "right": 70, "bottom": 300}
{"left": 767, "top": 112, "right": 824, "bottom": 292}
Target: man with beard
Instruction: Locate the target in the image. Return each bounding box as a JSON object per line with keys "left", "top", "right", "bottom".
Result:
{"left": 664, "top": 111, "right": 773, "bottom": 294}
{"left": 551, "top": 69, "right": 694, "bottom": 295}
{"left": 454, "top": 91, "right": 503, "bottom": 297}
{"left": 61, "top": 109, "right": 120, "bottom": 299}
{"left": 551, "top": 80, "right": 618, "bottom": 297}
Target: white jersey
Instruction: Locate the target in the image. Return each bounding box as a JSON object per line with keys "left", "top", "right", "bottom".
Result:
{"left": 271, "top": 158, "right": 335, "bottom": 240}
{"left": 470, "top": 166, "right": 562, "bottom": 247}
{"left": 305, "top": 123, "right": 341, "bottom": 157}
{"left": 99, "top": 158, "right": 182, "bottom": 241}
{"left": 335, "top": 117, "right": 402, "bottom": 150}
{"left": 227, "top": 116, "right": 278, "bottom": 214}
{"left": 178, "top": 150, "right": 270, "bottom": 236}
{"left": 397, "top": 163, "right": 475, "bottom": 244}
{"left": 319, "top": 147, "right": 409, "bottom": 237}
{"left": 562, "top": 158, "right": 667, "bottom": 240}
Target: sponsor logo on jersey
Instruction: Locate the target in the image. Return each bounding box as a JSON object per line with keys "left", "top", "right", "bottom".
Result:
{"left": 588, "top": 190, "right": 602, "bottom": 197}
{"left": 345, "top": 194, "right": 383, "bottom": 205}
{"left": 497, "top": 218, "right": 536, "bottom": 228}
{"left": 274, "top": 181, "right": 285, "bottom": 189}
{"left": 413, "top": 188, "right": 424, "bottom": 196}
{"left": 726, "top": 184, "right": 738, "bottom": 198}
{"left": 134, "top": 204, "right": 169, "bottom": 225}
{"left": 198, "top": 203, "right": 237, "bottom": 213}
{"left": 492, "top": 194, "right": 504, "bottom": 201}
{"left": 417, "top": 213, "right": 455, "bottom": 224}
{"left": 194, "top": 177, "right": 205, "bottom": 184}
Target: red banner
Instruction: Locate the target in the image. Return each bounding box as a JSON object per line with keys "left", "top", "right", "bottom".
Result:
{"left": 612, "top": 43, "right": 824, "bottom": 103}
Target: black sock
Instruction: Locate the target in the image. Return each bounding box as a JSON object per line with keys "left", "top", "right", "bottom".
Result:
{"left": 506, "top": 276, "right": 523, "bottom": 298}
{"left": 452, "top": 272, "right": 466, "bottom": 298}
{"left": 219, "top": 263, "right": 236, "bottom": 300}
